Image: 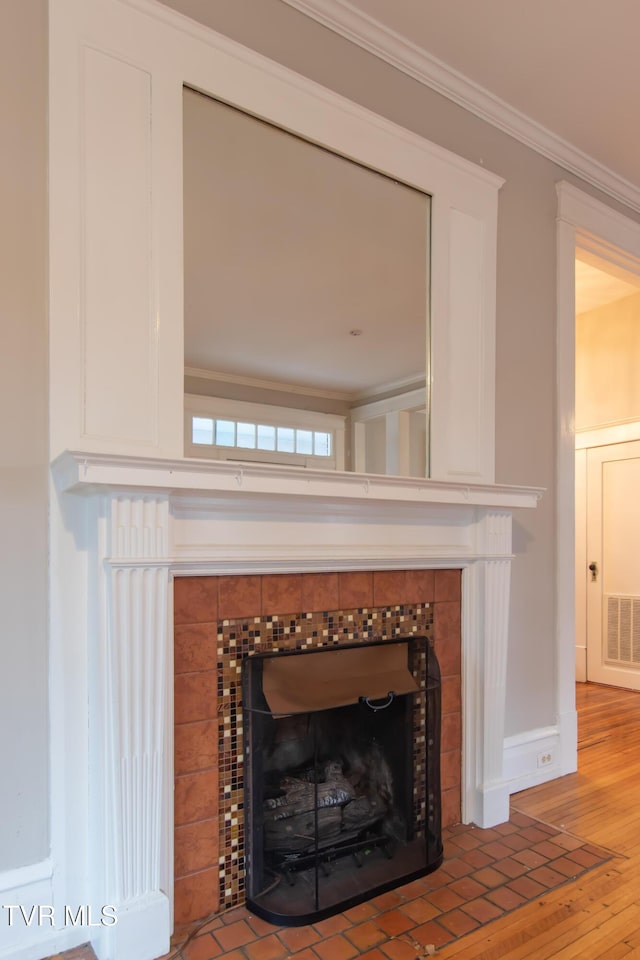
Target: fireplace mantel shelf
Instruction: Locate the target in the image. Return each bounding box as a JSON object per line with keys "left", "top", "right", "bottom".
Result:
{"left": 53, "top": 450, "right": 543, "bottom": 511}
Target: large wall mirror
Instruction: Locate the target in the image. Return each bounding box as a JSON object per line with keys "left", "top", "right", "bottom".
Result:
{"left": 183, "top": 88, "right": 431, "bottom": 477}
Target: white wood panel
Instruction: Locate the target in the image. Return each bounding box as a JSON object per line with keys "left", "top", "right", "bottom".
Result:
{"left": 602, "top": 457, "right": 640, "bottom": 597}
{"left": 82, "top": 49, "right": 156, "bottom": 444}
{"left": 438, "top": 208, "right": 493, "bottom": 481}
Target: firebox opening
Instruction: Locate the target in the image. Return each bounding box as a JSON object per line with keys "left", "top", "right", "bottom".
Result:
{"left": 242, "top": 637, "right": 442, "bottom": 925}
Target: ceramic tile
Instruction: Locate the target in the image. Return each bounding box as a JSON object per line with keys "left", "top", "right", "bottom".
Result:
{"left": 433, "top": 602, "right": 461, "bottom": 676}
{"left": 261, "top": 573, "right": 302, "bottom": 616}
{"left": 434, "top": 569, "right": 461, "bottom": 603}
{"left": 441, "top": 711, "right": 462, "bottom": 753}
{"left": 174, "top": 868, "right": 220, "bottom": 926}
{"left": 338, "top": 570, "right": 374, "bottom": 608}
{"left": 175, "top": 622, "right": 218, "bottom": 674}
{"left": 175, "top": 818, "right": 219, "bottom": 878}
{"left": 175, "top": 719, "right": 218, "bottom": 775}
{"left": 441, "top": 786, "right": 462, "bottom": 829}
{"left": 300, "top": 571, "right": 340, "bottom": 612}
{"left": 372, "top": 570, "right": 406, "bottom": 607}
{"left": 441, "top": 675, "right": 462, "bottom": 715}
{"left": 217, "top": 575, "right": 261, "bottom": 620}
{"left": 405, "top": 568, "right": 435, "bottom": 603}
{"left": 175, "top": 576, "right": 218, "bottom": 624}
{"left": 441, "top": 748, "right": 462, "bottom": 791}
{"left": 214, "top": 919, "right": 255, "bottom": 952}
{"left": 175, "top": 770, "right": 218, "bottom": 826}
{"left": 175, "top": 673, "right": 218, "bottom": 724}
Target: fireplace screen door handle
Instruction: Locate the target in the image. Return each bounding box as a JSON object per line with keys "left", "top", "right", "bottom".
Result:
{"left": 360, "top": 692, "right": 395, "bottom": 712}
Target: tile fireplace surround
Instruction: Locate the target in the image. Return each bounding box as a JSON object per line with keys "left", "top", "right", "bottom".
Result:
{"left": 54, "top": 452, "right": 541, "bottom": 960}
{"left": 173, "top": 569, "right": 461, "bottom": 925}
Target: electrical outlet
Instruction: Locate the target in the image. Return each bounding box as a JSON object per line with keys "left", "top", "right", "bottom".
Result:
{"left": 537, "top": 751, "right": 553, "bottom": 768}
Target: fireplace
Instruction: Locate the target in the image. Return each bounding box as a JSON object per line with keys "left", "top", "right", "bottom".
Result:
{"left": 54, "top": 451, "right": 541, "bottom": 960}
{"left": 242, "top": 638, "right": 442, "bottom": 924}
{"left": 173, "top": 569, "right": 454, "bottom": 924}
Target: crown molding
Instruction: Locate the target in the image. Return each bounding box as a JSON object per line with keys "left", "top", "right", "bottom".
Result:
{"left": 281, "top": 0, "right": 640, "bottom": 214}
{"left": 184, "top": 365, "right": 353, "bottom": 402}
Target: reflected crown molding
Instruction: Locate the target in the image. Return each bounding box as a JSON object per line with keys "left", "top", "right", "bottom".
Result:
{"left": 185, "top": 365, "right": 353, "bottom": 402}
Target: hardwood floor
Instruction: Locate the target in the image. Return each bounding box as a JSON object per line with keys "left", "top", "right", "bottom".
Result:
{"left": 439, "top": 681, "right": 640, "bottom": 959}
{"left": 49, "top": 682, "right": 640, "bottom": 960}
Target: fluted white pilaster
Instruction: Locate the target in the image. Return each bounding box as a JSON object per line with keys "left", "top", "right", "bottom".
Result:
{"left": 463, "top": 511, "right": 513, "bottom": 827}
{"left": 93, "top": 495, "right": 171, "bottom": 960}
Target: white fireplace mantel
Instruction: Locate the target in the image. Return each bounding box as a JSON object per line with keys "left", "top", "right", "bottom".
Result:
{"left": 55, "top": 450, "right": 542, "bottom": 510}
{"left": 52, "top": 450, "right": 541, "bottom": 960}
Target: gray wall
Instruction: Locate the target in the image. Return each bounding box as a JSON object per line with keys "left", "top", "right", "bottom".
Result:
{"left": 0, "top": 0, "right": 49, "bottom": 870}
{"left": 161, "top": 0, "right": 611, "bottom": 737}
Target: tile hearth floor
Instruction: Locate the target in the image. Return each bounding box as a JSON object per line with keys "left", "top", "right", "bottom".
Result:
{"left": 51, "top": 811, "right": 610, "bottom": 960}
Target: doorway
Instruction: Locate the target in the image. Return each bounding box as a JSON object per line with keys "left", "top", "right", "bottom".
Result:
{"left": 574, "top": 252, "right": 640, "bottom": 688}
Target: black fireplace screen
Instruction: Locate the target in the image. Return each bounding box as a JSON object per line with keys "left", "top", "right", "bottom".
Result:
{"left": 242, "top": 637, "right": 442, "bottom": 925}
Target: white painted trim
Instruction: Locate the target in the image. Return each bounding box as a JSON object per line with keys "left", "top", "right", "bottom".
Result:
{"left": 576, "top": 645, "right": 587, "bottom": 682}
{"left": 0, "top": 860, "right": 85, "bottom": 960}
{"left": 556, "top": 191, "right": 580, "bottom": 784}
{"left": 350, "top": 387, "right": 426, "bottom": 421}
{"left": 121, "top": 0, "right": 502, "bottom": 188}
{"left": 576, "top": 420, "right": 640, "bottom": 449}
{"left": 281, "top": 0, "right": 640, "bottom": 214}
{"left": 52, "top": 450, "right": 543, "bottom": 510}
{"left": 503, "top": 725, "right": 562, "bottom": 793}
{"left": 575, "top": 446, "right": 587, "bottom": 684}
{"left": 0, "top": 859, "right": 52, "bottom": 895}
{"left": 558, "top": 184, "right": 640, "bottom": 258}
{"left": 0, "top": 930, "right": 83, "bottom": 960}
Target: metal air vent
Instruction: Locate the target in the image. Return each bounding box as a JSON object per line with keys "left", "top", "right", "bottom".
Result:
{"left": 606, "top": 596, "right": 640, "bottom": 665}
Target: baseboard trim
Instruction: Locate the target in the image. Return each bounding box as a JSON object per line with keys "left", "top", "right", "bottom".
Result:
{"left": 0, "top": 860, "right": 85, "bottom": 960}
{"left": 503, "top": 725, "right": 562, "bottom": 794}
{"left": 92, "top": 891, "right": 170, "bottom": 960}
{"left": 576, "top": 645, "right": 587, "bottom": 682}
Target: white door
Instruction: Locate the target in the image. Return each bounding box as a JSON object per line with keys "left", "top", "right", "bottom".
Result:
{"left": 586, "top": 440, "right": 640, "bottom": 688}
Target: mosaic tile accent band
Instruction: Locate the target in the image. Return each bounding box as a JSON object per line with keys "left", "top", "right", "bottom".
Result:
{"left": 215, "top": 603, "right": 434, "bottom": 914}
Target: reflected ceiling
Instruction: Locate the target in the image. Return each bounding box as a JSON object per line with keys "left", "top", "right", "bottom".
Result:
{"left": 183, "top": 89, "right": 429, "bottom": 399}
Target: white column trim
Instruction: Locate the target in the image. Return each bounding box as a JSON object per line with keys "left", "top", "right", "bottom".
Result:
{"left": 91, "top": 495, "right": 172, "bottom": 960}
{"left": 462, "top": 512, "right": 513, "bottom": 828}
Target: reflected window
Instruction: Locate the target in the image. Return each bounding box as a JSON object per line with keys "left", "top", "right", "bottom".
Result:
{"left": 185, "top": 396, "right": 345, "bottom": 470}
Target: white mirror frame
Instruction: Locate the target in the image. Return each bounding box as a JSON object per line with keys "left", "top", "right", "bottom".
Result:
{"left": 49, "top": 0, "right": 503, "bottom": 485}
